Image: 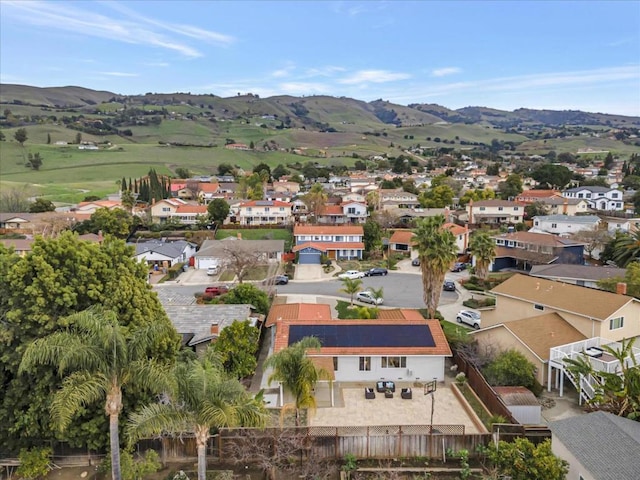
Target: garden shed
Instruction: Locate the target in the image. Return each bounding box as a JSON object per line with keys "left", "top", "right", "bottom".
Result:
{"left": 493, "top": 386, "right": 541, "bottom": 425}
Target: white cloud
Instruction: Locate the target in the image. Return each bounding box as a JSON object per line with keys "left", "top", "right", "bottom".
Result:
{"left": 431, "top": 67, "right": 462, "bottom": 77}
{"left": 339, "top": 70, "right": 411, "bottom": 85}
{"left": 1, "top": 0, "right": 233, "bottom": 58}
{"left": 98, "top": 71, "right": 139, "bottom": 77}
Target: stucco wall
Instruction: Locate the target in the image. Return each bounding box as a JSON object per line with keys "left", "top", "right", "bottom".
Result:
{"left": 328, "top": 355, "right": 446, "bottom": 383}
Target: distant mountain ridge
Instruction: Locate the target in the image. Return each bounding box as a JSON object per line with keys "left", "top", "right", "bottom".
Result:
{"left": 1, "top": 83, "right": 637, "bottom": 129}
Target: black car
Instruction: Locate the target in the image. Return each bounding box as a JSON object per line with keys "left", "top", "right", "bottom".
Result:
{"left": 365, "top": 267, "right": 388, "bottom": 276}
{"left": 275, "top": 275, "right": 289, "bottom": 285}
{"left": 411, "top": 258, "right": 420, "bottom": 266}
{"left": 443, "top": 281, "right": 456, "bottom": 291}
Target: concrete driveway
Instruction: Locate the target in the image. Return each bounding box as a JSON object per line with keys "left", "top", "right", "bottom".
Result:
{"left": 294, "top": 264, "right": 323, "bottom": 280}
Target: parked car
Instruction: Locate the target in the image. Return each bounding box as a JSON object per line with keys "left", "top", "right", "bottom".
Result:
{"left": 411, "top": 258, "right": 420, "bottom": 266}
{"left": 338, "top": 270, "right": 366, "bottom": 280}
{"left": 204, "top": 285, "right": 229, "bottom": 296}
{"left": 443, "top": 280, "right": 456, "bottom": 291}
{"left": 451, "top": 262, "right": 468, "bottom": 272}
{"left": 456, "top": 310, "right": 481, "bottom": 329}
{"left": 274, "top": 275, "right": 289, "bottom": 285}
{"left": 206, "top": 266, "right": 219, "bottom": 276}
{"left": 365, "top": 267, "right": 388, "bottom": 276}
{"left": 356, "top": 291, "right": 383, "bottom": 305}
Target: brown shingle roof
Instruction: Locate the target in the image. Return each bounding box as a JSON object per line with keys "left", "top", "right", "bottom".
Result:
{"left": 491, "top": 274, "right": 635, "bottom": 321}
{"left": 502, "top": 312, "right": 585, "bottom": 360}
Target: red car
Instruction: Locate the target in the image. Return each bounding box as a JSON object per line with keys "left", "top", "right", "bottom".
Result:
{"left": 204, "top": 285, "right": 229, "bottom": 296}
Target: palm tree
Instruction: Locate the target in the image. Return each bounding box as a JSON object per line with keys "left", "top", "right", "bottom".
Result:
{"left": 19, "top": 307, "right": 175, "bottom": 480}
{"left": 340, "top": 277, "right": 363, "bottom": 306}
{"left": 413, "top": 215, "right": 458, "bottom": 318}
{"left": 612, "top": 230, "right": 640, "bottom": 267}
{"left": 469, "top": 230, "right": 496, "bottom": 280}
{"left": 265, "top": 336, "right": 329, "bottom": 426}
{"left": 127, "top": 350, "right": 268, "bottom": 480}
{"left": 369, "top": 286, "right": 384, "bottom": 304}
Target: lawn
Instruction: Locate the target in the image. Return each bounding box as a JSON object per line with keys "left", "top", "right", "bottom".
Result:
{"left": 216, "top": 228, "right": 293, "bottom": 250}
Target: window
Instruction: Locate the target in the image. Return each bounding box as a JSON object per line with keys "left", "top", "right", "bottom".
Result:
{"left": 347, "top": 207, "right": 356, "bottom": 214}
{"left": 612, "top": 192, "right": 619, "bottom": 198}
{"left": 514, "top": 206, "right": 520, "bottom": 211}
{"left": 551, "top": 223, "right": 557, "bottom": 228}
{"left": 498, "top": 206, "right": 504, "bottom": 211}
{"left": 333, "top": 357, "right": 339, "bottom": 371}
{"left": 246, "top": 207, "right": 252, "bottom": 212}
{"left": 534, "top": 304, "right": 544, "bottom": 311}
{"left": 162, "top": 207, "right": 170, "bottom": 212}
{"left": 610, "top": 317, "right": 624, "bottom": 330}
{"left": 381, "top": 356, "right": 406, "bottom": 368}
{"left": 359, "top": 356, "right": 371, "bottom": 371}
{"left": 479, "top": 207, "right": 486, "bottom": 211}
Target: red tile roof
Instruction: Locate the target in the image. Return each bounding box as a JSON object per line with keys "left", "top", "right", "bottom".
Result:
{"left": 320, "top": 205, "right": 344, "bottom": 215}
{"left": 199, "top": 183, "right": 219, "bottom": 193}
{"left": 266, "top": 303, "right": 332, "bottom": 327}
{"left": 175, "top": 205, "right": 208, "bottom": 214}
{"left": 443, "top": 223, "right": 467, "bottom": 235}
{"left": 390, "top": 230, "right": 415, "bottom": 244}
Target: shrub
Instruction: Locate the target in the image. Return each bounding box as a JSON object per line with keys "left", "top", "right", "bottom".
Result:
{"left": 484, "top": 350, "right": 537, "bottom": 390}
{"left": 17, "top": 447, "right": 52, "bottom": 480}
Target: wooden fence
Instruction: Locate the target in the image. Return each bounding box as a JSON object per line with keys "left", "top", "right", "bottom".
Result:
{"left": 452, "top": 351, "right": 519, "bottom": 424}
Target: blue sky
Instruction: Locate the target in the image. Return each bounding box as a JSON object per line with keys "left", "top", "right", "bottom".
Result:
{"left": 1, "top": 1, "right": 639, "bottom": 115}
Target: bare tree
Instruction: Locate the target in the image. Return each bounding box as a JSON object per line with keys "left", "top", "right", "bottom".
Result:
{"left": 571, "top": 229, "right": 612, "bottom": 260}
{"left": 0, "top": 185, "right": 33, "bottom": 212}
{"left": 222, "top": 240, "right": 264, "bottom": 283}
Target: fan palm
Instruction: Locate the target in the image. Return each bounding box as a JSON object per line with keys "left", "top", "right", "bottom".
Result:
{"left": 127, "top": 350, "right": 268, "bottom": 480}
{"left": 19, "top": 307, "right": 176, "bottom": 480}
{"left": 469, "top": 230, "right": 496, "bottom": 280}
{"left": 265, "top": 336, "right": 329, "bottom": 426}
{"left": 612, "top": 230, "right": 640, "bottom": 267}
{"left": 413, "top": 215, "right": 458, "bottom": 318}
{"left": 340, "top": 277, "right": 363, "bottom": 306}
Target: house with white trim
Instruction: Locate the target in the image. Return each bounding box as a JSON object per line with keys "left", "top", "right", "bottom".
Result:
{"left": 562, "top": 186, "right": 624, "bottom": 211}
{"left": 530, "top": 214, "right": 601, "bottom": 236}
{"left": 467, "top": 199, "right": 523, "bottom": 226}
{"left": 293, "top": 224, "right": 364, "bottom": 263}
{"left": 237, "top": 200, "right": 293, "bottom": 226}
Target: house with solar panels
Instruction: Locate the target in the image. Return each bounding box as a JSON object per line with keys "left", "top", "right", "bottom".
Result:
{"left": 264, "top": 305, "right": 452, "bottom": 406}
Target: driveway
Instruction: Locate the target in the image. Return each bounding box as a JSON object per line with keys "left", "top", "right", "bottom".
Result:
{"left": 294, "top": 264, "right": 323, "bottom": 280}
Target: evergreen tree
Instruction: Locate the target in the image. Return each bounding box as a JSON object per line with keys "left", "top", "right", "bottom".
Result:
{"left": 121, "top": 177, "right": 127, "bottom": 192}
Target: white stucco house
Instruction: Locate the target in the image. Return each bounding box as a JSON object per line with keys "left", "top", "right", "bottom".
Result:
{"left": 562, "top": 186, "right": 624, "bottom": 211}
{"left": 530, "top": 214, "right": 601, "bottom": 236}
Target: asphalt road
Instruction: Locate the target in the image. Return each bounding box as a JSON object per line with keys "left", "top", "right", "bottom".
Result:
{"left": 158, "top": 272, "right": 462, "bottom": 309}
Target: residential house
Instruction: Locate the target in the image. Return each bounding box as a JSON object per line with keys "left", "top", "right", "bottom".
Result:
{"left": 237, "top": 200, "right": 293, "bottom": 226}
{"left": 550, "top": 411, "right": 640, "bottom": 480}
{"left": 443, "top": 222, "right": 469, "bottom": 255}
{"left": 529, "top": 264, "right": 627, "bottom": 290}
{"left": 562, "top": 186, "right": 624, "bottom": 211}
{"left": 217, "top": 182, "right": 239, "bottom": 198}
{"left": 534, "top": 197, "right": 590, "bottom": 216}
{"left": 0, "top": 238, "right": 34, "bottom": 256}
{"left": 155, "top": 287, "right": 257, "bottom": 355}
{"left": 149, "top": 198, "right": 190, "bottom": 223}
{"left": 389, "top": 230, "right": 415, "bottom": 255}
{"left": 293, "top": 224, "right": 364, "bottom": 263}
{"left": 341, "top": 192, "right": 367, "bottom": 204}
{"left": 379, "top": 189, "right": 420, "bottom": 210}
{"left": 515, "top": 189, "right": 562, "bottom": 204}
{"left": 130, "top": 239, "right": 197, "bottom": 268}
{"left": 197, "top": 182, "right": 221, "bottom": 204}
{"left": 600, "top": 215, "right": 640, "bottom": 234}
{"left": 347, "top": 176, "right": 378, "bottom": 194}
{"left": 482, "top": 274, "right": 640, "bottom": 343}
{"left": 468, "top": 200, "right": 523, "bottom": 226}
{"left": 0, "top": 213, "right": 33, "bottom": 231}
{"left": 264, "top": 306, "right": 451, "bottom": 405}
{"left": 530, "top": 214, "right": 601, "bottom": 236}
{"left": 173, "top": 204, "right": 209, "bottom": 225}
{"left": 393, "top": 207, "right": 449, "bottom": 226}
{"left": 490, "top": 231, "right": 585, "bottom": 272}
{"left": 73, "top": 200, "right": 123, "bottom": 215}
{"left": 272, "top": 181, "right": 300, "bottom": 195}
{"left": 471, "top": 312, "right": 587, "bottom": 386}
{"left": 194, "top": 238, "right": 285, "bottom": 270}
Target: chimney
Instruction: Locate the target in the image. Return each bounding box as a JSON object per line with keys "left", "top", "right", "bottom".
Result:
{"left": 616, "top": 282, "right": 627, "bottom": 295}
{"left": 210, "top": 324, "right": 219, "bottom": 335}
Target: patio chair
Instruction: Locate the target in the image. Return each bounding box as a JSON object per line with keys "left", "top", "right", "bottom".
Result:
{"left": 384, "top": 389, "right": 394, "bottom": 398}
{"left": 364, "top": 387, "right": 375, "bottom": 399}
{"left": 401, "top": 388, "right": 412, "bottom": 399}
{"left": 376, "top": 381, "right": 386, "bottom": 393}
{"left": 385, "top": 381, "right": 396, "bottom": 392}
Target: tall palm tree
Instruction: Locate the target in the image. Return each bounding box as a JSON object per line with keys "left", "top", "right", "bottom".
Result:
{"left": 612, "top": 230, "right": 640, "bottom": 267}
{"left": 413, "top": 215, "right": 458, "bottom": 318}
{"left": 340, "top": 277, "right": 363, "bottom": 306}
{"left": 19, "top": 307, "right": 175, "bottom": 480}
{"left": 469, "top": 230, "right": 496, "bottom": 280}
{"left": 127, "top": 350, "right": 268, "bottom": 480}
{"left": 265, "top": 336, "right": 329, "bottom": 426}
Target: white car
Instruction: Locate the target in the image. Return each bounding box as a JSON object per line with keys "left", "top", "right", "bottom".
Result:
{"left": 456, "top": 310, "right": 481, "bottom": 329}
{"left": 356, "top": 291, "right": 383, "bottom": 305}
{"left": 206, "top": 266, "right": 219, "bottom": 276}
{"left": 338, "top": 270, "right": 366, "bottom": 280}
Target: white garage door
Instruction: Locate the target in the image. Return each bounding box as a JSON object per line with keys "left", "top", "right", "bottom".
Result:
{"left": 196, "top": 257, "right": 220, "bottom": 269}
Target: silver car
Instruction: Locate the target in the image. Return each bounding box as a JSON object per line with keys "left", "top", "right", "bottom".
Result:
{"left": 356, "top": 291, "right": 383, "bottom": 305}
{"left": 456, "top": 310, "right": 481, "bottom": 329}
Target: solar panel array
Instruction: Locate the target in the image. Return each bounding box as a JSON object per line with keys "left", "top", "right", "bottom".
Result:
{"left": 288, "top": 324, "right": 435, "bottom": 348}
